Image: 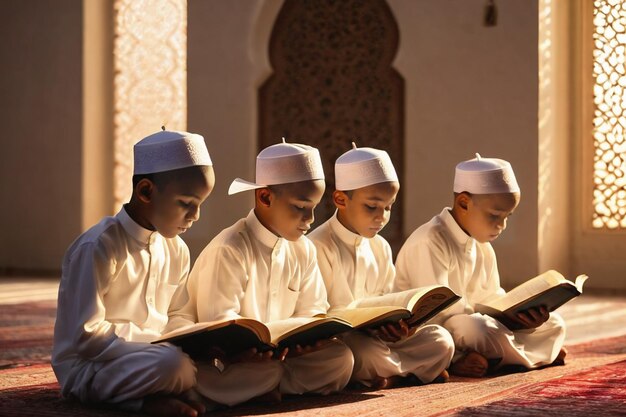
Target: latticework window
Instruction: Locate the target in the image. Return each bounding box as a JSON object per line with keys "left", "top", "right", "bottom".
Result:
{"left": 592, "top": 0, "right": 626, "bottom": 229}
{"left": 113, "top": 0, "right": 187, "bottom": 209}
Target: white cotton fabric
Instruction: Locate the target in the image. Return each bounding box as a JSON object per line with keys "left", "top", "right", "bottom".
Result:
{"left": 171, "top": 209, "right": 353, "bottom": 394}
{"left": 309, "top": 213, "right": 454, "bottom": 384}
{"left": 335, "top": 146, "right": 398, "bottom": 191}
{"left": 52, "top": 207, "right": 196, "bottom": 409}
{"left": 228, "top": 142, "right": 325, "bottom": 194}
{"left": 394, "top": 208, "right": 565, "bottom": 369}
{"left": 453, "top": 154, "right": 520, "bottom": 194}
{"left": 133, "top": 130, "right": 212, "bottom": 175}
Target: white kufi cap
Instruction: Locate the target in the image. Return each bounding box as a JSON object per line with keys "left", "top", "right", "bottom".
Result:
{"left": 228, "top": 138, "right": 325, "bottom": 195}
{"left": 134, "top": 130, "right": 212, "bottom": 175}
{"left": 453, "top": 153, "right": 520, "bottom": 194}
{"left": 335, "top": 142, "right": 398, "bottom": 191}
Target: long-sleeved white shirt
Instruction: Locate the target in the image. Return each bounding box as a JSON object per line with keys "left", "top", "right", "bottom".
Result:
{"left": 174, "top": 210, "right": 328, "bottom": 324}
{"left": 52, "top": 207, "right": 191, "bottom": 386}
{"left": 394, "top": 207, "right": 504, "bottom": 321}
{"left": 308, "top": 212, "right": 394, "bottom": 310}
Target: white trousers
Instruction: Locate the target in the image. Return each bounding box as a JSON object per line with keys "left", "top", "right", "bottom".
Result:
{"left": 195, "top": 360, "right": 284, "bottom": 406}
{"left": 444, "top": 312, "right": 566, "bottom": 369}
{"left": 196, "top": 339, "right": 353, "bottom": 403}
{"left": 281, "top": 339, "right": 354, "bottom": 395}
{"left": 341, "top": 324, "right": 454, "bottom": 386}
{"left": 62, "top": 343, "right": 196, "bottom": 411}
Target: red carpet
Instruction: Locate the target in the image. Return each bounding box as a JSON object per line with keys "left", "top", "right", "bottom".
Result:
{"left": 453, "top": 360, "right": 626, "bottom": 416}
{"left": 1, "top": 301, "right": 625, "bottom": 416}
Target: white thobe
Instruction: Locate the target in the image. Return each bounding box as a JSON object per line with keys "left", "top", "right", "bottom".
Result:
{"left": 309, "top": 213, "right": 454, "bottom": 384}
{"left": 52, "top": 207, "right": 196, "bottom": 411}
{"left": 394, "top": 208, "right": 565, "bottom": 369}
{"left": 172, "top": 209, "right": 353, "bottom": 397}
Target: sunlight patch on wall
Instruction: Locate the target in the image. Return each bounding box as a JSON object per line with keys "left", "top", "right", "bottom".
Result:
{"left": 113, "top": 0, "right": 187, "bottom": 209}
{"left": 592, "top": 0, "right": 626, "bottom": 229}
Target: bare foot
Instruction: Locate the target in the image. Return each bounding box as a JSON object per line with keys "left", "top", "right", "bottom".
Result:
{"left": 552, "top": 347, "right": 567, "bottom": 366}
{"left": 372, "top": 375, "right": 419, "bottom": 389}
{"left": 433, "top": 369, "right": 449, "bottom": 383}
{"left": 450, "top": 351, "right": 489, "bottom": 378}
{"left": 371, "top": 375, "right": 390, "bottom": 389}
{"left": 142, "top": 395, "right": 202, "bottom": 417}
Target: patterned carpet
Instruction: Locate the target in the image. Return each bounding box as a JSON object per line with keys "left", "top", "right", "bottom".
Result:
{"left": 1, "top": 300, "right": 625, "bottom": 416}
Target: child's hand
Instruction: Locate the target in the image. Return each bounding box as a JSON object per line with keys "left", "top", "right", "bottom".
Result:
{"left": 516, "top": 306, "right": 550, "bottom": 329}
{"left": 273, "top": 347, "right": 289, "bottom": 361}
{"left": 286, "top": 338, "right": 334, "bottom": 358}
{"left": 229, "top": 347, "right": 275, "bottom": 364}
{"left": 368, "top": 320, "right": 414, "bottom": 343}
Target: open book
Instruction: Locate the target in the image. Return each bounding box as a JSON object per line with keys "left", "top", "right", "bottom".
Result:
{"left": 331, "top": 285, "right": 461, "bottom": 330}
{"left": 153, "top": 316, "right": 352, "bottom": 358}
{"left": 474, "top": 270, "right": 588, "bottom": 330}
{"left": 154, "top": 286, "right": 459, "bottom": 358}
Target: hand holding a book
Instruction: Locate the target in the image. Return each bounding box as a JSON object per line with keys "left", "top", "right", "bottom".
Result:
{"left": 367, "top": 319, "right": 416, "bottom": 343}
{"left": 228, "top": 346, "right": 289, "bottom": 365}
{"left": 286, "top": 338, "right": 336, "bottom": 358}
{"left": 515, "top": 306, "right": 550, "bottom": 329}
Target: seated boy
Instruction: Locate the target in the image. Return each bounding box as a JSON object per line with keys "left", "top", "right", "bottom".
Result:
{"left": 174, "top": 139, "right": 354, "bottom": 400}
{"left": 309, "top": 143, "right": 454, "bottom": 389}
{"left": 394, "top": 154, "right": 566, "bottom": 377}
{"left": 52, "top": 130, "right": 215, "bottom": 417}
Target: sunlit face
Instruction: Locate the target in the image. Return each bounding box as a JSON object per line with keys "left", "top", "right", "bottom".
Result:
{"left": 256, "top": 179, "right": 326, "bottom": 241}
{"left": 459, "top": 192, "right": 520, "bottom": 243}
{"left": 335, "top": 181, "right": 400, "bottom": 239}
{"left": 150, "top": 166, "right": 215, "bottom": 238}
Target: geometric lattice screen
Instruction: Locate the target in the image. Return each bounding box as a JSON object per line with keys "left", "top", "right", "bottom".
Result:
{"left": 113, "top": 0, "right": 187, "bottom": 209}
{"left": 592, "top": 0, "right": 626, "bottom": 229}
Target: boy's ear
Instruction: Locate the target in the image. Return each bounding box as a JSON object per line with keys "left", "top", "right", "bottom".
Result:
{"left": 256, "top": 188, "right": 272, "bottom": 208}
{"left": 136, "top": 179, "right": 155, "bottom": 203}
{"left": 456, "top": 192, "right": 471, "bottom": 212}
{"left": 333, "top": 190, "right": 348, "bottom": 209}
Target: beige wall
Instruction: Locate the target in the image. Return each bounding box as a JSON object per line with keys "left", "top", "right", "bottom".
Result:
{"left": 185, "top": 0, "right": 538, "bottom": 290}
{"left": 2, "top": 0, "right": 623, "bottom": 290}
{"left": 184, "top": 0, "right": 282, "bottom": 261}
{"left": 389, "top": 0, "right": 540, "bottom": 288}
{"left": 0, "top": 0, "right": 83, "bottom": 272}
{"left": 184, "top": 0, "right": 540, "bottom": 288}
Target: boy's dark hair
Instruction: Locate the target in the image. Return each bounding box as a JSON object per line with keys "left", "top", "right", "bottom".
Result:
{"left": 132, "top": 166, "right": 211, "bottom": 190}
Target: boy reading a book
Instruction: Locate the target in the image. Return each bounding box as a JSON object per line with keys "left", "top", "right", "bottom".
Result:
{"left": 394, "top": 154, "right": 566, "bottom": 377}
{"left": 52, "top": 130, "right": 215, "bottom": 417}
{"left": 309, "top": 144, "right": 454, "bottom": 388}
{"left": 174, "top": 140, "right": 354, "bottom": 400}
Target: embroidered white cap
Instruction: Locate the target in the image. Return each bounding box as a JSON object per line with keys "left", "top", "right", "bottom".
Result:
{"left": 335, "top": 142, "right": 398, "bottom": 191}
{"left": 134, "top": 130, "right": 212, "bottom": 175}
{"left": 228, "top": 138, "right": 325, "bottom": 195}
{"left": 453, "top": 153, "right": 520, "bottom": 194}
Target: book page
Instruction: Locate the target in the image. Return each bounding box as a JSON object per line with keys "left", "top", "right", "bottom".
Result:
{"left": 152, "top": 318, "right": 272, "bottom": 356}
{"left": 266, "top": 317, "right": 325, "bottom": 341}
{"left": 349, "top": 286, "right": 443, "bottom": 309}
{"left": 330, "top": 306, "right": 410, "bottom": 329}
{"left": 154, "top": 319, "right": 236, "bottom": 343}
{"left": 266, "top": 317, "right": 352, "bottom": 347}
{"left": 408, "top": 286, "right": 459, "bottom": 324}
{"left": 484, "top": 270, "right": 570, "bottom": 312}
{"left": 575, "top": 275, "right": 589, "bottom": 292}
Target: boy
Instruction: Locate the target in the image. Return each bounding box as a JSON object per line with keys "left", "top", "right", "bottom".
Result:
{"left": 52, "top": 130, "right": 215, "bottom": 416}
{"left": 173, "top": 139, "right": 354, "bottom": 400}
{"left": 394, "top": 154, "right": 566, "bottom": 377}
{"left": 309, "top": 143, "right": 454, "bottom": 388}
